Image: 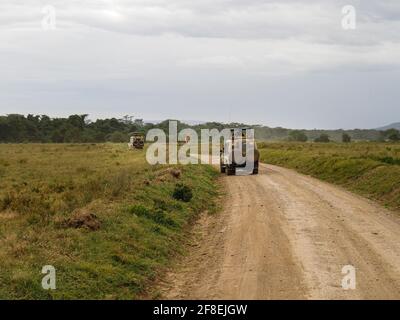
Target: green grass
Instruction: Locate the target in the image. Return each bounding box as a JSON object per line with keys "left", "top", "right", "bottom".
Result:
{"left": 0, "top": 143, "right": 219, "bottom": 299}
{"left": 259, "top": 142, "right": 400, "bottom": 211}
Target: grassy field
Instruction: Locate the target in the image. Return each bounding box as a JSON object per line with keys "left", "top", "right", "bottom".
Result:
{"left": 259, "top": 142, "right": 400, "bottom": 211}
{"left": 0, "top": 143, "right": 219, "bottom": 299}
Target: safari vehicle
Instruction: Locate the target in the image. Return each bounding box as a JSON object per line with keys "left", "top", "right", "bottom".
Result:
{"left": 220, "top": 128, "right": 259, "bottom": 175}
{"left": 128, "top": 132, "right": 145, "bottom": 149}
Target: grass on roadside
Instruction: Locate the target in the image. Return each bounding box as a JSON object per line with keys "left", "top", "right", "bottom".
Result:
{"left": 0, "top": 143, "right": 219, "bottom": 299}
{"left": 259, "top": 142, "right": 400, "bottom": 211}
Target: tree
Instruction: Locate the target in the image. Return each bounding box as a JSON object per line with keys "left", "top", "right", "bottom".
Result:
{"left": 67, "top": 114, "right": 87, "bottom": 130}
{"left": 120, "top": 115, "right": 134, "bottom": 125}
{"left": 382, "top": 129, "right": 400, "bottom": 142}
{"left": 134, "top": 119, "right": 144, "bottom": 127}
{"left": 51, "top": 130, "right": 64, "bottom": 143}
{"left": 63, "top": 126, "right": 82, "bottom": 143}
{"left": 342, "top": 133, "right": 351, "bottom": 143}
{"left": 314, "top": 134, "right": 330, "bottom": 143}
{"left": 108, "top": 131, "right": 127, "bottom": 143}
{"left": 288, "top": 130, "right": 308, "bottom": 142}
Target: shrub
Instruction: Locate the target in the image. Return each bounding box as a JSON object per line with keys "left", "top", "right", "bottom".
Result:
{"left": 382, "top": 129, "right": 400, "bottom": 142}
{"left": 314, "top": 134, "right": 330, "bottom": 143}
{"left": 0, "top": 192, "right": 16, "bottom": 211}
{"left": 288, "top": 130, "right": 308, "bottom": 142}
{"left": 377, "top": 156, "right": 400, "bottom": 165}
{"left": 172, "top": 184, "right": 193, "bottom": 202}
{"left": 342, "top": 133, "right": 351, "bottom": 143}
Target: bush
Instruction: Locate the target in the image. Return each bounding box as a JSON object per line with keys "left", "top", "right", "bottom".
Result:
{"left": 383, "top": 129, "right": 400, "bottom": 142}
{"left": 342, "top": 133, "right": 351, "bottom": 143}
{"left": 288, "top": 130, "right": 308, "bottom": 142}
{"left": 172, "top": 184, "right": 193, "bottom": 202}
{"left": 377, "top": 156, "right": 400, "bottom": 165}
{"left": 0, "top": 193, "right": 13, "bottom": 210}
{"left": 314, "top": 134, "right": 330, "bottom": 143}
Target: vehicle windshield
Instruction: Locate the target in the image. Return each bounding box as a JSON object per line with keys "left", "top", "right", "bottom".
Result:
{"left": 224, "top": 139, "right": 257, "bottom": 150}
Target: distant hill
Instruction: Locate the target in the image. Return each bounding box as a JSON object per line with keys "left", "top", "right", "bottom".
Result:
{"left": 376, "top": 122, "right": 400, "bottom": 131}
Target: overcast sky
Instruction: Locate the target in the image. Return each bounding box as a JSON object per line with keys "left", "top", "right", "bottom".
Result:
{"left": 1, "top": 0, "right": 399, "bottom": 129}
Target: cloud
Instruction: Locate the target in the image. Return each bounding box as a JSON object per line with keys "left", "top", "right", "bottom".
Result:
{"left": 0, "top": 0, "right": 399, "bottom": 128}
{"left": 1, "top": 1, "right": 400, "bottom": 41}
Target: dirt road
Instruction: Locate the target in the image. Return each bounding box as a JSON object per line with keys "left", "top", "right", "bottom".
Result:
{"left": 159, "top": 164, "right": 400, "bottom": 299}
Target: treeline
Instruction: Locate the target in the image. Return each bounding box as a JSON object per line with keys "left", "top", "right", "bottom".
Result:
{"left": 0, "top": 115, "right": 253, "bottom": 143}
{"left": 0, "top": 114, "right": 399, "bottom": 143}
{"left": 0, "top": 114, "right": 145, "bottom": 143}
{"left": 283, "top": 129, "right": 400, "bottom": 143}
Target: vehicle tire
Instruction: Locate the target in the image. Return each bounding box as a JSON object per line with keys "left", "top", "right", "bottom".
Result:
{"left": 252, "top": 161, "right": 259, "bottom": 175}
{"left": 226, "top": 166, "right": 236, "bottom": 176}
{"left": 220, "top": 165, "right": 226, "bottom": 173}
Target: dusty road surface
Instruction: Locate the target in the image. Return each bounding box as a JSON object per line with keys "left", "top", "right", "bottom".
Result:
{"left": 159, "top": 164, "right": 400, "bottom": 299}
